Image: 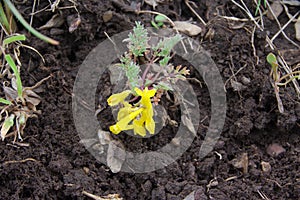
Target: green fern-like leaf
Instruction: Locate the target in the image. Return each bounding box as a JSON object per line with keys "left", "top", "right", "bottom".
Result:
{"left": 128, "top": 21, "right": 148, "bottom": 57}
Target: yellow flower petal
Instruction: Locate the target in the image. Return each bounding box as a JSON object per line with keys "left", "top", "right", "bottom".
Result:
{"left": 117, "top": 102, "right": 134, "bottom": 121}
{"left": 109, "top": 107, "right": 144, "bottom": 134}
{"left": 107, "top": 90, "right": 131, "bottom": 106}
{"left": 145, "top": 117, "right": 155, "bottom": 134}
{"left": 133, "top": 119, "right": 146, "bottom": 137}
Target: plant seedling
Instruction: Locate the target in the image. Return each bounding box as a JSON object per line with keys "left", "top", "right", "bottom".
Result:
{"left": 151, "top": 14, "right": 167, "bottom": 29}
{"left": 267, "top": 52, "right": 300, "bottom": 113}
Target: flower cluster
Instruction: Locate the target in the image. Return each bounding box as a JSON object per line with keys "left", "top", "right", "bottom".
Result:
{"left": 107, "top": 87, "right": 156, "bottom": 137}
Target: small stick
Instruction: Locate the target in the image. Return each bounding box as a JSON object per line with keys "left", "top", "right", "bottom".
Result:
{"left": 184, "top": 0, "right": 207, "bottom": 26}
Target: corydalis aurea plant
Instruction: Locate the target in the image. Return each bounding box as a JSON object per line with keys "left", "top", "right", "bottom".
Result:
{"left": 108, "top": 21, "right": 190, "bottom": 137}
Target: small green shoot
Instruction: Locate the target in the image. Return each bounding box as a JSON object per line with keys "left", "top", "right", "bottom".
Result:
{"left": 0, "top": 98, "right": 12, "bottom": 105}
{"left": 255, "top": 0, "right": 267, "bottom": 16}
{"left": 3, "top": 34, "right": 26, "bottom": 46}
{"left": 151, "top": 14, "right": 167, "bottom": 29}
{"left": 267, "top": 52, "right": 279, "bottom": 81}
{"left": 4, "top": 54, "right": 23, "bottom": 99}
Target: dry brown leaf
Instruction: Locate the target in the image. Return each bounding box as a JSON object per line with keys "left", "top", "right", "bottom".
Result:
{"left": 38, "top": 14, "right": 65, "bottom": 30}
{"left": 181, "top": 115, "right": 196, "bottom": 135}
{"left": 173, "top": 21, "right": 202, "bottom": 36}
{"left": 107, "top": 140, "right": 126, "bottom": 173}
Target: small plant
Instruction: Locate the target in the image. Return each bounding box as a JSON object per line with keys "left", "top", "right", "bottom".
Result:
{"left": 107, "top": 22, "right": 189, "bottom": 137}
{"left": 151, "top": 14, "right": 167, "bottom": 29}
{"left": 0, "top": 5, "right": 53, "bottom": 141}
{"left": 267, "top": 52, "right": 300, "bottom": 113}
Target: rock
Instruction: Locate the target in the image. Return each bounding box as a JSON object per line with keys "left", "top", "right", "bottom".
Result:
{"left": 103, "top": 11, "right": 113, "bottom": 23}
{"left": 261, "top": 161, "right": 271, "bottom": 173}
{"left": 267, "top": 1, "right": 283, "bottom": 20}
{"left": 266, "top": 143, "right": 286, "bottom": 157}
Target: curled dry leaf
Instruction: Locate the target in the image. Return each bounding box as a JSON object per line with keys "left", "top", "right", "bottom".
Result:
{"left": 181, "top": 115, "right": 196, "bottom": 135}
{"left": 173, "top": 21, "right": 202, "bottom": 36}
{"left": 68, "top": 16, "right": 81, "bottom": 33}
{"left": 107, "top": 140, "right": 126, "bottom": 173}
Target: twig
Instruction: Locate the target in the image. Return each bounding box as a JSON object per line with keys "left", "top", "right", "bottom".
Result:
{"left": 265, "top": 0, "right": 300, "bottom": 48}
{"left": 184, "top": 0, "right": 207, "bottom": 26}
{"left": 231, "top": 0, "right": 263, "bottom": 31}
{"left": 270, "top": 11, "right": 300, "bottom": 47}
{"left": 251, "top": 25, "right": 259, "bottom": 65}
{"left": 3, "top": 158, "right": 39, "bottom": 165}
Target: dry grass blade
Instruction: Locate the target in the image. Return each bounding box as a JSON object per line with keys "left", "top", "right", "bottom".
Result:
{"left": 184, "top": 0, "right": 206, "bottom": 26}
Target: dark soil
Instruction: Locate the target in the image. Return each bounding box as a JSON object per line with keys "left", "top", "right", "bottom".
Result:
{"left": 1, "top": 0, "right": 299, "bottom": 199}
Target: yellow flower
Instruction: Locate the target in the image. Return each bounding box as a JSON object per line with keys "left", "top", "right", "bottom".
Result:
{"left": 134, "top": 87, "right": 156, "bottom": 135}
{"left": 107, "top": 90, "right": 131, "bottom": 106}
{"left": 110, "top": 107, "right": 144, "bottom": 134}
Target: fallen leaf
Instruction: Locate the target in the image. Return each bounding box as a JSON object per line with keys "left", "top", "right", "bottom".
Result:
{"left": 181, "top": 115, "right": 196, "bottom": 135}
{"left": 68, "top": 16, "right": 81, "bottom": 33}
{"left": 107, "top": 140, "right": 126, "bottom": 173}
{"left": 98, "top": 129, "right": 112, "bottom": 145}
{"left": 1, "top": 114, "right": 15, "bottom": 141}
{"left": 38, "top": 14, "right": 64, "bottom": 30}
{"left": 173, "top": 21, "right": 202, "bottom": 36}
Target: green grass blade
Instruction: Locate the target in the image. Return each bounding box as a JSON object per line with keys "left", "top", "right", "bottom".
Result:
{"left": 3, "top": 0, "right": 59, "bottom": 45}
{"left": 3, "top": 34, "right": 26, "bottom": 46}
{"left": 4, "top": 54, "right": 23, "bottom": 98}
{"left": 0, "top": 98, "right": 11, "bottom": 105}
{"left": 0, "top": 2, "right": 10, "bottom": 31}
